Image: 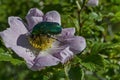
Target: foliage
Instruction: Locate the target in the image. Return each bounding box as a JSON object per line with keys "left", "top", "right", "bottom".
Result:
{"left": 0, "top": 0, "right": 120, "bottom": 80}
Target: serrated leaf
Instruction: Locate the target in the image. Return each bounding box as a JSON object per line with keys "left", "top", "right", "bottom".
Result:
{"left": 89, "top": 12, "right": 98, "bottom": 19}
{"left": 0, "top": 48, "right": 24, "bottom": 65}
{"left": 82, "top": 54, "right": 106, "bottom": 71}
{"left": 89, "top": 12, "right": 102, "bottom": 21}
{"left": 105, "top": 43, "right": 120, "bottom": 49}
{"left": 81, "top": 62, "right": 96, "bottom": 71}
{"left": 111, "top": 11, "right": 120, "bottom": 23}
{"left": 91, "top": 42, "right": 107, "bottom": 55}
{"left": 66, "top": 65, "right": 84, "bottom": 80}
{"left": 50, "top": 70, "right": 66, "bottom": 80}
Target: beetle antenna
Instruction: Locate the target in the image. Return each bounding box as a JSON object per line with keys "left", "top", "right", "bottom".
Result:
{"left": 51, "top": 37, "right": 63, "bottom": 43}
{"left": 47, "top": 34, "right": 63, "bottom": 43}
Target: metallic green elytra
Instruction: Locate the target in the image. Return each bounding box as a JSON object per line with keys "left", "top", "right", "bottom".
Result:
{"left": 31, "top": 22, "right": 62, "bottom": 35}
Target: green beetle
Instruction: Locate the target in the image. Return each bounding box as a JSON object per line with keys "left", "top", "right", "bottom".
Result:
{"left": 31, "top": 22, "right": 62, "bottom": 35}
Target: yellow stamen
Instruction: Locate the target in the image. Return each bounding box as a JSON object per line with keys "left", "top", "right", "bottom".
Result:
{"left": 28, "top": 35, "right": 54, "bottom": 50}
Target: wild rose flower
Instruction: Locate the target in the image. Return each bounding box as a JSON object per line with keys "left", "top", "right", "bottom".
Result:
{"left": 0, "top": 8, "right": 86, "bottom": 71}
{"left": 87, "top": 0, "right": 99, "bottom": 7}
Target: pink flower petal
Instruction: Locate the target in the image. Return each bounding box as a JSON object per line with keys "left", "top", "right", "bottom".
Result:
{"left": 57, "top": 28, "right": 86, "bottom": 54}
{"left": 31, "top": 54, "right": 60, "bottom": 71}
{"left": 0, "top": 17, "right": 28, "bottom": 47}
{"left": 0, "top": 17, "right": 35, "bottom": 68}
{"left": 43, "top": 11, "right": 61, "bottom": 25}
{"left": 65, "top": 36, "right": 86, "bottom": 54}
{"left": 61, "top": 28, "right": 75, "bottom": 37}
{"left": 26, "top": 8, "right": 44, "bottom": 30}
{"left": 87, "top": 0, "right": 99, "bottom": 7}
{"left": 11, "top": 46, "right": 35, "bottom": 68}
{"left": 52, "top": 47, "right": 73, "bottom": 64}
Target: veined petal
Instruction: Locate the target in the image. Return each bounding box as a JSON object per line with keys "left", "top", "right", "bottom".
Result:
{"left": 11, "top": 46, "right": 35, "bottom": 68}
{"left": 0, "top": 17, "right": 28, "bottom": 47}
{"left": 57, "top": 28, "right": 86, "bottom": 54}
{"left": 27, "top": 8, "right": 43, "bottom": 17}
{"left": 26, "top": 8, "right": 44, "bottom": 30}
{"left": 8, "top": 17, "right": 28, "bottom": 34}
{"left": 87, "top": 0, "right": 99, "bottom": 7}
{"left": 57, "top": 28, "right": 75, "bottom": 41}
{"left": 31, "top": 54, "right": 60, "bottom": 71}
{"left": 61, "top": 28, "right": 75, "bottom": 36}
{"left": 0, "top": 17, "right": 36, "bottom": 68}
{"left": 43, "top": 11, "right": 61, "bottom": 25}
{"left": 53, "top": 47, "right": 73, "bottom": 64}
{"left": 65, "top": 36, "right": 86, "bottom": 54}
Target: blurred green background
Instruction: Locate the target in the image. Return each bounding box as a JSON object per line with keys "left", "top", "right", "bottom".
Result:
{"left": 0, "top": 0, "right": 120, "bottom": 80}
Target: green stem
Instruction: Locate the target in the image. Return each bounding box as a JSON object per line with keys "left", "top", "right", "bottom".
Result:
{"left": 78, "top": 10, "right": 82, "bottom": 35}
{"left": 76, "top": 0, "right": 87, "bottom": 35}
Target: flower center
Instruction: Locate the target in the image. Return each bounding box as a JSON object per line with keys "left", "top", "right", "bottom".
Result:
{"left": 28, "top": 35, "right": 55, "bottom": 50}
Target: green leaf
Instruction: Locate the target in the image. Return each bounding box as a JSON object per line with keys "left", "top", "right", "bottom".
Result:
{"left": 89, "top": 12, "right": 102, "bottom": 21}
{"left": 81, "top": 62, "right": 96, "bottom": 71}
{"left": 0, "top": 48, "right": 24, "bottom": 65}
{"left": 66, "top": 65, "right": 84, "bottom": 80}
{"left": 91, "top": 42, "right": 107, "bottom": 55}
{"left": 82, "top": 54, "right": 106, "bottom": 71}
{"left": 89, "top": 12, "right": 98, "bottom": 19}
{"left": 49, "top": 70, "right": 66, "bottom": 80}
{"left": 111, "top": 11, "right": 120, "bottom": 23}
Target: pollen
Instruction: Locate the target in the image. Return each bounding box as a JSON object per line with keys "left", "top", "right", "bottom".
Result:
{"left": 28, "top": 35, "right": 55, "bottom": 50}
